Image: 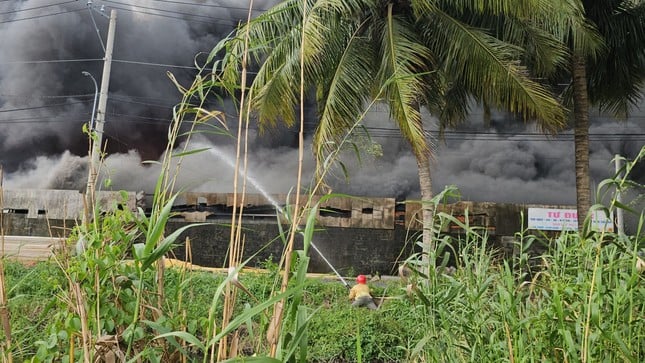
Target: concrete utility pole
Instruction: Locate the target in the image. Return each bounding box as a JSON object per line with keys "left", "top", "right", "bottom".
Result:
{"left": 86, "top": 9, "right": 116, "bottom": 218}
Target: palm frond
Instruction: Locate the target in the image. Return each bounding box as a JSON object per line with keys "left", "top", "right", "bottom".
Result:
{"left": 313, "top": 21, "right": 375, "bottom": 166}
{"left": 586, "top": 0, "right": 645, "bottom": 117}
{"left": 221, "top": 0, "right": 330, "bottom": 129}
{"left": 249, "top": 28, "right": 302, "bottom": 129}
{"left": 375, "top": 5, "right": 434, "bottom": 156}
{"left": 422, "top": 3, "right": 567, "bottom": 132}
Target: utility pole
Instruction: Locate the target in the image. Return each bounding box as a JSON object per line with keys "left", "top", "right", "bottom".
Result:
{"left": 86, "top": 9, "right": 116, "bottom": 219}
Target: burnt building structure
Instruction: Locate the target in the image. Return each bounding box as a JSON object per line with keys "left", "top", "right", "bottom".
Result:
{"left": 1, "top": 189, "right": 596, "bottom": 274}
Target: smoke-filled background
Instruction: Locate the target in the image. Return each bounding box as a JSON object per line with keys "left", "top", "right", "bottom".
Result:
{"left": 1, "top": 1, "right": 644, "bottom": 212}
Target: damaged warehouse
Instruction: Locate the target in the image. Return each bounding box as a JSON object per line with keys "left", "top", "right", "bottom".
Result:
{"left": 1, "top": 189, "right": 613, "bottom": 274}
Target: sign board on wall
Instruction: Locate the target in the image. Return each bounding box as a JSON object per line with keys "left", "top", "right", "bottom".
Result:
{"left": 527, "top": 208, "right": 614, "bottom": 232}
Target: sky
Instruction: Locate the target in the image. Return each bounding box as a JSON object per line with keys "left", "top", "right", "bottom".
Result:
{"left": 1, "top": 1, "right": 643, "bottom": 216}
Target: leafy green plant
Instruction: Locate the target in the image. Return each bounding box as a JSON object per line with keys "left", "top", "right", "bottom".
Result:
{"left": 399, "top": 147, "right": 645, "bottom": 362}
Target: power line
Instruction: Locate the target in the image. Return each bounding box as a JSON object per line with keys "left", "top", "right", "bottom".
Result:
{"left": 0, "top": 93, "right": 179, "bottom": 106}
{"left": 0, "top": 0, "right": 263, "bottom": 26}
{"left": 109, "top": 96, "right": 173, "bottom": 109}
{"left": 0, "top": 57, "right": 261, "bottom": 76}
{"left": 0, "top": 112, "right": 642, "bottom": 143}
{"left": 113, "top": 59, "right": 198, "bottom": 70}
{"left": 0, "top": 6, "right": 85, "bottom": 24}
{"left": 0, "top": 1, "right": 78, "bottom": 16}
{"left": 0, "top": 59, "right": 102, "bottom": 65}
{"left": 148, "top": 0, "right": 267, "bottom": 12}
{"left": 0, "top": 93, "right": 95, "bottom": 99}
{"left": 3, "top": 94, "right": 644, "bottom": 140}
{"left": 3, "top": 92, "right": 644, "bottom": 130}
{"left": 101, "top": 3, "right": 239, "bottom": 26}
{"left": 107, "top": 93, "right": 179, "bottom": 104}
{"left": 100, "top": 0, "right": 243, "bottom": 22}
{"left": 1, "top": 116, "right": 639, "bottom": 141}
{"left": 0, "top": 100, "right": 94, "bottom": 113}
{"left": 0, "top": 118, "right": 88, "bottom": 124}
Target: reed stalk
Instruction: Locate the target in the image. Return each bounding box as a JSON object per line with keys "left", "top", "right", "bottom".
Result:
{"left": 71, "top": 282, "right": 90, "bottom": 363}
{"left": 215, "top": 1, "right": 255, "bottom": 361}
{"left": 0, "top": 166, "right": 13, "bottom": 363}
{"left": 267, "top": 0, "right": 308, "bottom": 356}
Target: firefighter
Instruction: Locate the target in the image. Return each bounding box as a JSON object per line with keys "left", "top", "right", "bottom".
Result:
{"left": 348, "top": 274, "right": 377, "bottom": 310}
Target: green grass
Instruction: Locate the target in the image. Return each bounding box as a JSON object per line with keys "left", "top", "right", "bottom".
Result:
{"left": 2, "top": 224, "right": 643, "bottom": 362}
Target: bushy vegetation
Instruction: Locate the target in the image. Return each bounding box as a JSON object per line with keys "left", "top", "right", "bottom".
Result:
{"left": 1, "top": 203, "right": 643, "bottom": 362}
{"left": 0, "top": 147, "right": 643, "bottom": 362}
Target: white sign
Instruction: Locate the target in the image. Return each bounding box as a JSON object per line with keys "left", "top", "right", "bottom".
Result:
{"left": 527, "top": 208, "right": 614, "bottom": 232}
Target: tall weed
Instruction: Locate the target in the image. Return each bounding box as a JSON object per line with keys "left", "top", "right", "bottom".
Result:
{"left": 403, "top": 146, "right": 644, "bottom": 362}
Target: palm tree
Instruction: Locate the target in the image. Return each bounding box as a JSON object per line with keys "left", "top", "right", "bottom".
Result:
{"left": 564, "top": 0, "right": 645, "bottom": 229}
{"left": 215, "top": 0, "right": 582, "bottom": 255}
{"left": 211, "top": 0, "right": 597, "bottom": 357}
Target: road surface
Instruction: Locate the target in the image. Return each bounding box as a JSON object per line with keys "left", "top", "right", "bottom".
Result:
{"left": 0, "top": 235, "right": 66, "bottom": 263}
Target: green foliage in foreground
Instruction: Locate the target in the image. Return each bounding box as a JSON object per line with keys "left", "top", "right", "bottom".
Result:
{"left": 2, "top": 225, "right": 643, "bottom": 362}
{"left": 2, "top": 148, "right": 643, "bottom": 362}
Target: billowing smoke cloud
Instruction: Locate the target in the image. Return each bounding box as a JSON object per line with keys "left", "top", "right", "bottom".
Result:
{"left": 332, "top": 107, "right": 644, "bottom": 206}
{"left": 0, "top": 0, "right": 280, "bottom": 172}
{"left": 1, "top": 1, "right": 643, "bottom": 218}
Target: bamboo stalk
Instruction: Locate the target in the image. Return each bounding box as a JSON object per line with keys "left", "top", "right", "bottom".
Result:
{"left": 0, "top": 166, "right": 13, "bottom": 362}
{"left": 268, "top": 0, "right": 307, "bottom": 356}
{"left": 156, "top": 257, "right": 165, "bottom": 312}
{"left": 216, "top": 2, "right": 255, "bottom": 361}
{"left": 70, "top": 336, "right": 74, "bottom": 363}
{"left": 72, "top": 282, "right": 91, "bottom": 363}
{"left": 180, "top": 237, "right": 191, "bottom": 363}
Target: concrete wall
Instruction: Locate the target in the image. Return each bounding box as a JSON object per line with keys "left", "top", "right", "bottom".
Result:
{"left": 1, "top": 214, "right": 72, "bottom": 238}
{"left": 2, "top": 189, "right": 138, "bottom": 220}
{"left": 3, "top": 189, "right": 590, "bottom": 274}
{"left": 167, "top": 219, "right": 416, "bottom": 275}
{"left": 1, "top": 213, "right": 415, "bottom": 274}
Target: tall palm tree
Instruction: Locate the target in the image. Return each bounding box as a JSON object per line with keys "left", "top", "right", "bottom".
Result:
{"left": 564, "top": 0, "right": 645, "bottom": 229}
{"left": 211, "top": 0, "right": 591, "bottom": 356}
{"left": 215, "top": 0, "right": 575, "bottom": 255}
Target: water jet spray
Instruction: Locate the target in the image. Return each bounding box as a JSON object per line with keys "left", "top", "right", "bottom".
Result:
{"left": 207, "top": 146, "right": 352, "bottom": 289}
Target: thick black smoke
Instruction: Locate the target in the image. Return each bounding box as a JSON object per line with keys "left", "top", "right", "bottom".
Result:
{"left": 1, "top": 1, "right": 643, "bottom": 217}
{"left": 331, "top": 107, "right": 645, "bottom": 205}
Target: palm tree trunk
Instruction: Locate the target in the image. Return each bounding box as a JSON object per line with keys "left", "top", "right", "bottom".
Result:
{"left": 414, "top": 148, "right": 434, "bottom": 266}
{"left": 571, "top": 53, "right": 591, "bottom": 231}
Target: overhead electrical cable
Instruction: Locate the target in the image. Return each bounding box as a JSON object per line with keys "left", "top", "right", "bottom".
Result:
{"left": 0, "top": 117, "right": 89, "bottom": 124}
{"left": 101, "top": 0, "right": 242, "bottom": 22}
{"left": 0, "top": 6, "right": 85, "bottom": 24}
{"left": 0, "top": 93, "right": 95, "bottom": 99}
{"left": 0, "top": 112, "right": 642, "bottom": 143}
{"left": 0, "top": 58, "right": 102, "bottom": 64}
{"left": 109, "top": 96, "right": 173, "bottom": 109}
{"left": 0, "top": 57, "right": 258, "bottom": 75}
{"left": 0, "top": 100, "right": 94, "bottom": 113}
{"left": 149, "top": 0, "right": 267, "bottom": 12}
{"left": 0, "top": 0, "right": 78, "bottom": 16}
{"left": 113, "top": 59, "right": 198, "bottom": 70}
{"left": 99, "top": 3, "right": 239, "bottom": 25}
{"left": 112, "top": 58, "right": 259, "bottom": 73}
